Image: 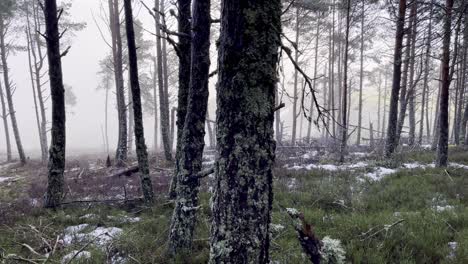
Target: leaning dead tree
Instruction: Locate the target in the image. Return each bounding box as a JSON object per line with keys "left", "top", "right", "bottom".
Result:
{"left": 43, "top": 0, "right": 66, "bottom": 208}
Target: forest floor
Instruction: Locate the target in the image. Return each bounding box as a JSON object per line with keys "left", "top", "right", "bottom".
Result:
{"left": 0, "top": 146, "right": 467, "bottom": 263}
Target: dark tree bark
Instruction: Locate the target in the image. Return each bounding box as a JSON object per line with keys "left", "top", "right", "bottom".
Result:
{"left": 0, "top": 15, "right": 26, "bottom": 165}
{"left": 43, "top": 0, "right": 66, "bottom": 208}
{"left": 458, "top": 6, "right": 468, "bottom": 144}
{"left": 395, "top": 1, "right": 416, "bottom": 145}
{"left": 339, "top": 0, "right": 351, "bottom": 163}
{"left": 168, "top": 0, "right": 211, "bottom": 253}
{"left": 128, "top": 79, "right": 134, "bottom": 154}
{"left": 169, "top": 0, "right": 191, "bottom": 198}
{"left": 108, "top": 0, "right": 128, "bottom": 166}
{"left": 209, "top": 0, "right": 280, "bottom": 262}
{"left": 123, "top": 0, "right": 154, "bottom": 203}
{"left": 154, "top": 0, "right": 172, "bottom": 162}
{"left": 436, "top": 0, "right": 454, "bottom": 167}
{"left": 385, "top": 0, "right": 407, "bottom": 157}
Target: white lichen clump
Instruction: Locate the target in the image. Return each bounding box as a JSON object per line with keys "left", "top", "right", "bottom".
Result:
{"left": 321, "top": 236, "right": 346, "bottom": 264}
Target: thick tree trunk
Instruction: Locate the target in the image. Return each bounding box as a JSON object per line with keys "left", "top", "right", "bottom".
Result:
{"left": 123, "top": 0, "right": 154, "bottom": 203}
{"left": 0, "top": 16, "right": 26, "bottom": 165}
{"left": 385, "top": 0, "right": 407, "bottom": 157}
{"left": 108, "top": 0, "right": 128, "bottom": 166}
{"left": 209, "top": 0, "right": 280, "bottom": 262}
{"left": 339, "top": 0, "right": 351, "bottom": 163}
{"left": 43, "top": 0, "right": 66, "bottom": 208}
{"left": 168, "top": 0, "right": 211, "bottom": 252}
{"left": 436, "top": 0, "right": 454, "bottom": 167}
{"left": 169, "top": 0, "right": 191, "bottom": 198}
{"left": 154, "top": 0, "right": 172, "bottom": 162}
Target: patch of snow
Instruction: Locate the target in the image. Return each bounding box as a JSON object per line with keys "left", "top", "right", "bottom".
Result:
{"left": 302, "top": 151, "right": 318, "bottom": 159}
{"left": 449, "top": 163, "right": 468, "bottom": 170}
{"left": 364, "top": 167, "right": 397, "bottom": 181}
{"left": 403, "top": 162, "right": 426, "bottom": 169}
{"left": 447, "top": 242, "right": 458, "bottom": 259}
{"left": 287, "top": 178, "right": 297, "bottom": 190}
{"left": 108, "top": 215, "right": 141, "bottom": 223}
{"left": 0, "top": 177, "right": 17, "bottom": 183}
{"left": 270, "top": 223, "right": 285, "bottom": 232}
{"left": 286, "top": 208, "right": 300, "bottom": 216}
{"left": 321, "top": 236, "right": 346, "bottom": 264}
{"left": 421, "top": 144, "right": 432, "bottom": 149}
{"left": 87, "top": 227, "right": 123, "bottom": 246}
{"left": 347, "top": 162, "right": 368, "bottom": 169}
{"left": 61, "top": 250, "right": 91, "bottom": 264}
{"left": 434, "top": 205, "right": 454, "bottom": 213}
{"left": 351, "top": 152, "right": 369, "bottom": 157}
{"left": 79, "top": 214, "right": 97, "bottom": 220}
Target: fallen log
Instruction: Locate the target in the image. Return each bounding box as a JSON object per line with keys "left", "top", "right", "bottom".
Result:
{"left": 109, "top": 165, "right": 139, "bottom": 177}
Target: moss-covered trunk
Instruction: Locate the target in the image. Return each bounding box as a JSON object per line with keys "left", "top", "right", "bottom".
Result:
{"left": 169, "top": 0, "right": 192, "bottom": 199}
{"left": 168, "top": 0, "right": 211, "bottom": 253}
{"left": 43, "top": 0, "right": 66, "bottom": 208}
{"left": 123, "top": 0, "right": 154, "bottom": 203}
{"left": 209, "top": 0, "right": 280, "bottom": 262}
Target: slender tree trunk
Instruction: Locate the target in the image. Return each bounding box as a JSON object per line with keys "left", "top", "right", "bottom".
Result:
{"left": 385, "top": 0, "right": 407, "bottom": 157}
{"left": 275, "top": 84, "right": 282, "bottom": 144}
{"left": 170, "top": 0, "right": 191, "bottom": 198}
{"left": 168, "top": 0, "right": 211, "bottom": 252}
{"left": 44, "top": 0, "right": 66, "bottom": 208}
{"left": 307, "top": 14, "right": 321, "bottom": 143}
{"left": 154, "top": 0, "right": 172, "bottom": 162}
{"left": 0, "top": 80, "right": 11, "bottom": 162}
{"left": 377, "top": 71, "right": 382, "bottom": 137}
{"left": 170, "top": 107, "right": 176, "bottom": 149}
{"left": 330, "top": 0, "right": 336, "bottom": 138}
{"left": 357, "top": 0, "right": 365, "bottom": 146}
{"left": 0, "top": 16, "right": 26, "bottom": 165}
{"left": 26, "top": 9, "right": 47, "bottom": 163}
{"left": 30, "top": 1, "right": 49, "bottom": 163}
{"left": 339, "top": 0, "right": 351, "bottom": 163}
{"left": 26, "top": 33, "right": 43, "bottom": 159}
{"left": 436, "top": 0, "right": 454, "bottom": 167}
{"left": 105, "top": 83, "right": 110, "bottom": 154}
{"left": 206, "top": 111, "right": 215, "bottom": 148}
{"left": 109, "top": 0, "right": 128, "bottom": 166}
{"left": 431, "top": 72, "right": 441, "bottom": 150}
{"left": 152, "top": 58, "right": 159, "bottom": 152}
{"left": 419, "top": 2, "right": 434, "bottom": 145}
{"left": 382, "top": 71, "right": 388, "bottom": 139}
{"left": 395, "top": 2, "right": 416, "bottom": 145}
{"left": 128, "top": 75, "right": 134, "bottom": 154}
{"left": 123, "top": 0, "right": 154, "bottom": 203}
{"left": 407, "top": 5, "right": 418, "bottom": 146}
{"left": 209, "top": 0, "right": 280, "bottom": 262}
{"left": 457, "top": 11, "right": 467, "bottom": 144}
{"left": 291, "top": 7, "right": 300, "bottom": 146}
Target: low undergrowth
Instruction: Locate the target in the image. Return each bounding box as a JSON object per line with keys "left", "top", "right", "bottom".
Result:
{"left": 0, "top": 148, "right": 467, "bottom": 263}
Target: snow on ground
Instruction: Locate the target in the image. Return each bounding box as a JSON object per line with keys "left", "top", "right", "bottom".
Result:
{"left": 62, "top": 224, "right": 123, "bottom": 247}
{"left": 61, "top": 250, "right": 91, "bottom": 264}
{"left": 285, "top": 159, "right": 468, "bottom": 182}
